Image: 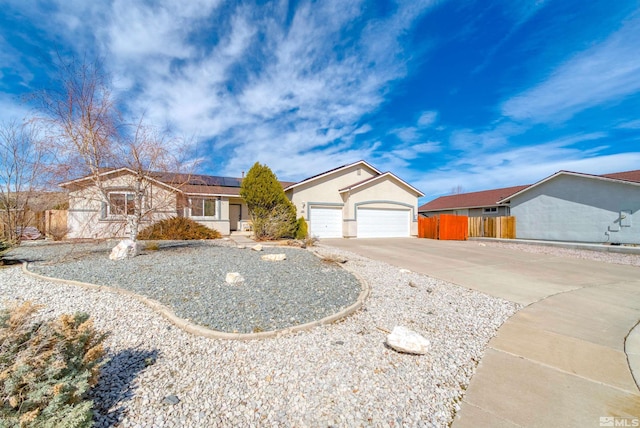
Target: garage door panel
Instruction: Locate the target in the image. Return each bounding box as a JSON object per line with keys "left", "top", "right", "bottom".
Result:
{"left": 310, "top": 207, "right": 342, "bottom": 238}
{"left": 357, "top": 208, "right": 410, "bottom": 238}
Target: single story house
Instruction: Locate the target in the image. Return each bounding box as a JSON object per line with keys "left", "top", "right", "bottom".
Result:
{"left": 61, "top": 160, "right": 424, "bottom": 239}
{"left": 418, "top": 168, "right": 640, "bottom": 244}
{"left": 498, "top": 170, "right": 640, "bottom": 244}
{"left": 418, "top": 185, "right": 529, "bottom": 217}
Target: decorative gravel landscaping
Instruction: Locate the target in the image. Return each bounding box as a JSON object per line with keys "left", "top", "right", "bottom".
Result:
{"left": 9, "top": 241, "right": 361, "bottom": 334}
{"left": 1, "top": 240, "right": 520, "bottom": 427}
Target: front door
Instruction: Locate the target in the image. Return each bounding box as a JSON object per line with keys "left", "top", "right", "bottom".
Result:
{"left": 229, "top": 204, "right": 241, "bottom": 231}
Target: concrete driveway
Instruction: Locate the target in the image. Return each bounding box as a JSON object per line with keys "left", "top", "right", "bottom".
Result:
{"left": 322, "top": 237, "right": 640, "bottom": 427}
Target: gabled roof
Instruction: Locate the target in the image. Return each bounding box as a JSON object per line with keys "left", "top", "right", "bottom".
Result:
{"left": 419, "top": 185, "right": 529, "bottom": 212}
{"left": 283, "top": 160, "right": 381, "bottom": 191}
{"left": 60, "top": 168, "right": 294, "bottom": 197}
{"left": 339, "top": 172, "right": 424, "bottom": 197}
{"left": 59, "top": 167, "right": 183, "bottom": 193}
{"left": 497, "top": 169, "right": 640, "bottom": 203}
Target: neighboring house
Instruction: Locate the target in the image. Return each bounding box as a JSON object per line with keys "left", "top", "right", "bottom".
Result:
{"left": 498, "top": 170, "right": 640, "bottom": 244}
{"left": 62, "top": 160, "right": 424, "bottom": 239}
{"left": 418, "top": 185, "right": 529, "bottom": 217}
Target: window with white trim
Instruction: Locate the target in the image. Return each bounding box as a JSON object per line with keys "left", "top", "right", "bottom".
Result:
{"left": 109, "top": 192, "right": 136, "bottom": 215}
{"left": 190, "top": 197, "right": 216, "bottom": 217}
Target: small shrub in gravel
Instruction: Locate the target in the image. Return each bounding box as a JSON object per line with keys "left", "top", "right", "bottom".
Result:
{"left": 144, "top": 241, "right": 160, "bottom": 251}
{"left": 0, "top": 302, "right": 107, "bottom": 428}
{"left": 137, "top": 217, "right": 222, "bottom": 240}
{"left": 295, "top": 217, "right": 309, "bottom": 240}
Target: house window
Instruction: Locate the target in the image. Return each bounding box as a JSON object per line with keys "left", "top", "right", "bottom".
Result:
{"left": 109, "top": 192, "right": 136, "bottom": 215}
{"left": 191, "top": 198, "right": 216, "bottom": 217}
{"left": 483, "top": 207, "right": 498, "bottom": 213}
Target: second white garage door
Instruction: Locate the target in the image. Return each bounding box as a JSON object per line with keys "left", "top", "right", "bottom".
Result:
{"left": 309, "top": 207, "right": 343, "bottom": 238}
{"left": 357, "top": 208, "right": 410, "bottom": 238}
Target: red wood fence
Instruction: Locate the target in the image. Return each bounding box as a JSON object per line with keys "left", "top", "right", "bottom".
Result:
{"left": 419, "top": 215, "right": 515, "bottom": 240}
{"left": 418, "top": 214, "right": 469, "bottom": 240}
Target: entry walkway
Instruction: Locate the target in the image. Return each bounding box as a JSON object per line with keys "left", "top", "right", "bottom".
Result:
{"left": 322, "top": 238, "right": 640, "bottom": 427}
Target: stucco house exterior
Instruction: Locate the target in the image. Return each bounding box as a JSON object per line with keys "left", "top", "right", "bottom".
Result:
{"left": 498, "top": 170, "right": 640, "bottom": 244}
{"left": 418, "top": 185, "right": 528, "bottom": 217}
{"left": 285, "top": 161, "right": 424, "bottom": 238}
{"left": 62, "top": 160, "right": 424, "bottom": 239}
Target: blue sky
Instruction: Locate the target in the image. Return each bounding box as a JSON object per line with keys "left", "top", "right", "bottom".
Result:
{"left": 1, "top": 0, "right": 639, "bottom": 201}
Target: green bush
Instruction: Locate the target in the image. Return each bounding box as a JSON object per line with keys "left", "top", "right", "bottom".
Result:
{"left": 0, "top": 302, "right": 107, "bottom": 428}
{"left": 295, "top": 217, "right": 308, "bottom": 240}
{"left": 138, "top": 217, "right": 222, "bottom": 240}
{"left": 240, "top": 162, "right": 297, "bottom": 240}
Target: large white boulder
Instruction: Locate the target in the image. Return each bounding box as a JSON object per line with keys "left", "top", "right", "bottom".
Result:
{"left": 109, "top": 239, "right": 138, "bottom": 260}
{"left": 386, "top": 326, "right": 430, "bottom": 355}
{"left": 252, "top": 244, "right": 263, "bottom": 252}
{"left": 225, "top": 272, "right": 245, "bottom": 285}
{"left": 261, "top": 254, "right": 286, "bottom": 261}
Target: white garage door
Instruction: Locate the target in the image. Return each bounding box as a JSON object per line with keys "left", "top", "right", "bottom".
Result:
{"left": 357, "top": 208, "right": 410, "bottom": 238}
{"left": 310, "top": 207, "right": 343, "bottom": 238}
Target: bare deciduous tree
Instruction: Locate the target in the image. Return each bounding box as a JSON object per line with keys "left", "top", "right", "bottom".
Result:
{"left": 0, "top": 120, "right": 48, "bottom": 244}
{"left": 35, "top": 56, "right": 193, "bottom": 246}
{"left": 450, "top": 185, "right": 465, "bottom": 195}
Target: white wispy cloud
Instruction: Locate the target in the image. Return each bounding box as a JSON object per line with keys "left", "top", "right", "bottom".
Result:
{"left": 417, "top": 110, "right": 438, "bottom": 127}
{"left": 413, "top": 131, "right": 629, "bottom": 199}
{"left": 502, "top": 13, "right": 640, "bottom": 123}
{"left": 449, "top": 121, "right": 525, "bottom": 151}
{"left": 472, "top": 0, "right": 549, "bottom": 74}
{"left": 616, "top": 119, "right": 640, "bottom": 129}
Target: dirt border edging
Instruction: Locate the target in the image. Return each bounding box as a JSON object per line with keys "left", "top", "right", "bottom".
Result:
{"left": 21, "top": 254, "right": 370, "bottom": 341}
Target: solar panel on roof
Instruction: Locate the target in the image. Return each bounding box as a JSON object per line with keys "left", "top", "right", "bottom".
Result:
{"left": 181, "top": 175, "right": 242, "bottom": 187}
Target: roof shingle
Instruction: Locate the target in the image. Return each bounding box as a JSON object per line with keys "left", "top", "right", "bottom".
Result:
{"left": 419, "top": 185, "right": 529, "bottom": 212}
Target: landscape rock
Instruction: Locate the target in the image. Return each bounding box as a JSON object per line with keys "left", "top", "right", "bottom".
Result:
{"left": 237, "top": 245, "right": 246, "bottom": 249}
{"left": 252, "top": 244, "right": 263, "bottom": 251}
{"left": 225, "top": 272, "right": 245, "bottom": 284}
{"left": 261, "top": 254, "right": 286, "bottom": 261}
{"left": 109, "top": 239, "right": 138, "bottom": 260}
{"left": 163, "top": 395, "right": 180, "bottom": 405}
{"left": 399, "top": 268, "right": 411, "bottom": 274}
{"left": 386, "top": 326, "right": 430, "bottom": 355}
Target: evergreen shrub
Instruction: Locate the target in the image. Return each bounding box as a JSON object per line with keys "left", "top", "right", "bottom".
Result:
{"left": 0, "top": 302, "right": 107, "bottom": 428}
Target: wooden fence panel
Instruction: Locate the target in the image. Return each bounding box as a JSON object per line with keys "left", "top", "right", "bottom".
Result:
{"left": 500, "top": 216, "right": 516, "bottom": 239}
{"left": 468, "top": 216, "right": 516, "bottom": 238}
{"left": 468, "top": 217, "right": 481, "bottom": 237}
{"left": 45, "top": 210, "right": 68, "bottom": 239}
{"left": 482, "top": 217, "right": 494, "bottom": 238}
{"left": 418, "top": 216, "right": 439, "bottom": 239}
{"left": 439, "top": 214, "right": 468, "bottom": 240}
{"left": 422, "top": 215, "right": 515, "bottom": 240}
{"left": 419, "top": 215, "right": 468, "bottom": 240}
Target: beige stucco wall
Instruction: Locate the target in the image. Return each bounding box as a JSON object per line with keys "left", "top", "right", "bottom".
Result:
{"left": 345, "top": 177, "right": 419, "bottom": 237}
{"left": 287, "top": 165, "right": 420, "bottom": 237}
{"left": 287, "top": 164, "right": 377, "bottom": 216}
{"left": 66, "top": 174, "right": 178, "bottom": 239}
{"left": 189, "top": 196, "right": 248, "bottom": 235}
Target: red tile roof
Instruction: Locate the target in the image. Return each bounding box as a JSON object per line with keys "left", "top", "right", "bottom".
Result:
{"left": 420, "top": 168, "right": 640, "bottom": 212}
{"left": 419, "top": 185, "right": 530, "bottom": 212}
{"left": 600, "top": 169, "right": 640, "bottom": 183}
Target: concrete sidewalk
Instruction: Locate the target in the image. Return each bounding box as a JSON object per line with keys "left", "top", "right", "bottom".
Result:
{"left": 322, "top": 238, "right": 640, "bottom": 427}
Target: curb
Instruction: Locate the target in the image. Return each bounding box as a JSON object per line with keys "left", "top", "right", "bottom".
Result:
{"left": 21, "top": 252, "right": 370, "bottom": 341}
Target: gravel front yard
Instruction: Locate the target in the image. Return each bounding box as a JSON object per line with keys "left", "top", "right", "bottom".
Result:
{"left": 17, "top": 241, "right": 361, "bottom": 334}
{"left": 1, "top": 241, "right": 520, "bottom": 427}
